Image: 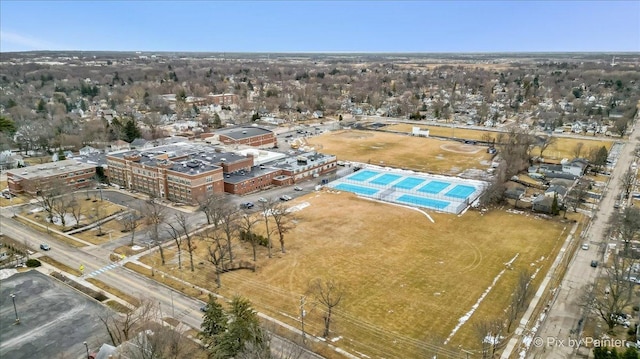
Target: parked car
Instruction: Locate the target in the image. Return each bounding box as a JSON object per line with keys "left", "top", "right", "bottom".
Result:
{"left": 590, "top": 260, "right": 598, "bottom": 268}
{"left": 40, "top": 244, "right": 51, "bottom": 251}
{"left": 241, "top": 202, "right": 254, "bottom": 209}
{"left": 280, "top": 195, "right": 292, "bottom": 201}
{"left": 581, "top": 243, "right": 589, "bottom": 250}
{"left": 258, "top": 197, "right": 268, "bottom": 203}
{"left": 200, "top": 305, "right": 208, "bottom": 312}
{"left": 294, "top": 186, "right": 303, "bottom": 191}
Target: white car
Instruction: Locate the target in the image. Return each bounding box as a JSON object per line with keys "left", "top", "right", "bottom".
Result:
{"left": 280, "top": 195, "right": 292, "bottom": 201}
{"left": 294, "top": 186, "right": 303, "bottom": 191}
{"left": 581, "top": 243, "right": 589, "bottom": 250}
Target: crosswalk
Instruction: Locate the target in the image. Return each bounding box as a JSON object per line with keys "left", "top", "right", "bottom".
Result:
{"left": 85, "top": 263, "right": 120, "bottom": 278}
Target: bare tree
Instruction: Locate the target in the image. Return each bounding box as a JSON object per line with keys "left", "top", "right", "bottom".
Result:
{"left": 99, "top": 297, "right": 156, "bottom": 347}
{"left": 198, "top": 193, "right": 225, "bottom": 225}
{"left": 496, "top": 127, "right": 535, "bottom": 178}
{"left": 173, "top": 213, "right": 196, "bottom": 272}
{"left": 566, "top": 179, "right": 590, "bottom": 213}
{"left": 572, "top": 142, "right": 584, "bottom": 159}
{"left": 68, "top": 194, "right": 84, "bottom": 228}
{"left": 615, "top": 207, "right": 640, "bottom": 254}
{"left": 122, "top": 209, "right": 142, "bottom": 246}
{"left": 259, "top": 198, "right": 276, "bottom": 258}
{"left": 581, "top": 253, "right": 636, "bottom": 332}
{"left": 308, "top": 278, "right": 344, "bottom": 338}
{"left": 142, "top": 199, "right": 167, "bottom": 265}
{"left": 25, "top": 177, "right": 72, "bottom": 227}
{"left": 271, "top": 202, "right": 294, "bottom": 253}
{"left": 619, "top": 167, "right": 635, "bottom": 200}
{"left": 506, "top": 269, "right": 532, "bottom": 332}
{"left": 100, "top": 297, "right": 202, "bottom": 358}
{"left": 166, "top": 221, "right": 184, "bottom": 270}
{"left": 474, "top": 318, "right": 505, "bottom": 359}
{"left": 219, "top": 202, "right": 240, "bottom": 264}
{"left": 537, "top": 135, "right": 557, "bottom": 159}
{"left": 203, "top": 228, "right": 229, "bottom": 288}
{"left": 239, "top": 212, "right": 261, "bottom": 262}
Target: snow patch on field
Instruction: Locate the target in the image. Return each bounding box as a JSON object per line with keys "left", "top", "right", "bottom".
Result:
{"left": 287, "top": 202, "right": 310, "bottom": 212}
{"left": 0, "top": 269, "right": 18, "bottom": 280}
{"left": 444, "top": 253, "right": 519, "bottom": 344}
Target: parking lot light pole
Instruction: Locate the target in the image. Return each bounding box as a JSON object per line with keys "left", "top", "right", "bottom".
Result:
{"left": 10, "top": 293, "right": 19, "bottom": 324}
{"left": 83, "top": 341, "right": 89, "bottom": 358}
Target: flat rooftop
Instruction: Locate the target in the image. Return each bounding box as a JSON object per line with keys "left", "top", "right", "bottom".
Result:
{"left": 223, "top": 166, "right": 281, "bottom": 184}
{"left": 7, "top": 159, "right": 96, "bottom": 180}
{"left": 272, "top": 151, "right": 336, "bottom": 172}
{"left": 214, "top": 126, "right": 273, "bottom": 140}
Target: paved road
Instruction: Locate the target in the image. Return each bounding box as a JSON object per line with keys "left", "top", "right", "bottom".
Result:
{"left": 0, "top": 210, "right": 324, "bottom": 359}
{"left": 528, "top": 118, "right": 639, "bottom": 358}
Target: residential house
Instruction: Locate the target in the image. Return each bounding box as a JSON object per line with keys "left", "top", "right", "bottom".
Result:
{"left": 545, "top": 185, "right": 568, "bottom": 199}
{"left": 532, "top": 195, "right": 556, "bottom": 214}
{"left": 129, "top": 138, "right": 147, "bottom": 149}
{"left": 109, "top": 140, "right": 131, "bottom": 152}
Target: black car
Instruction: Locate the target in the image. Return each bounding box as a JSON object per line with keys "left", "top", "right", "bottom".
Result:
{"left": 590, "top": 260, "right": 598, "bottom": 268}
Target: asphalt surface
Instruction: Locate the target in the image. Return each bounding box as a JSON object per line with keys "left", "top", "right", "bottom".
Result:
{"left": 0, "top": 207, "right": 324, "bottom": 359}
{"left": 0, "top": 271, "right": 111, "bottom": 359}
{"left": 528, "top": 117, "right": 640, "bottom": 358}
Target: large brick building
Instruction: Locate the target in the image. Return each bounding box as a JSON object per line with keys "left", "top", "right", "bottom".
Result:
{"left": 206, "top": 126, "right": 277, "bottom": 149}
{"left": 106, "top": 144, "right": 254, "bottom": 204}
{"left": 6, "top": 159, "right": 97, "bottom": 194}
{"left": 105, "top": 141, "right": 338, "bottom": 200}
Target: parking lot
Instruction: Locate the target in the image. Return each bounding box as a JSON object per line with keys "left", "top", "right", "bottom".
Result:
{"left": 0, "top": 270, "right": 112, "bottom": 359}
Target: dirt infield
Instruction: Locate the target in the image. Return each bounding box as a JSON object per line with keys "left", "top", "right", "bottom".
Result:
{"left": 440, "top": 143, "right": 483, "bottom": 154}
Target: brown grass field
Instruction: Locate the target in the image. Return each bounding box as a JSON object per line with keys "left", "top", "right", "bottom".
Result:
{"left": 19, "top": 198, "right": 126, "bottom": 242}
{"left": 306, "top": 130, "right": 491, "bottom": 175}
{"left": 137, "top": 191, "right": 568, "bottom": 356}
{"left": 384, "top": 123, "right": 614, "bottom": 161}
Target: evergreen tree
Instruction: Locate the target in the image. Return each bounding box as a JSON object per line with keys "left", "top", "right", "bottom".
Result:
{"left": 551, "top": 193, "right": 559, "bottom": 215}
{"left": 37, "top": 98, "right": 47, "bottom": 113}
{"left": 199, "top": 295, "right": 228, "bottom": 349}
{"left": 57, "top": 149, "right": 66, "bottom": 161}
{"left": 213, "top": 113, "right": 222, "bottom": 128}
{"left": 123, "top": 119, "right": 141, "bottom": 143}
{"left": 212, "top": 296, "right": 264, "bottom": 358}
{"left": 0, "top": 116, "right": 17, "bottom": 135}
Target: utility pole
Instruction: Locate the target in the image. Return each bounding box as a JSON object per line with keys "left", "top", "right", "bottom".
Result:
{"left": 300, "top": 296, "right": 306, "bottom": 342}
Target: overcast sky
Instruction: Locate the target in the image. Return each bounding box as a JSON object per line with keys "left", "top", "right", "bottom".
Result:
{"left": 1, "top": 1, "right": 639, "bottom": 52}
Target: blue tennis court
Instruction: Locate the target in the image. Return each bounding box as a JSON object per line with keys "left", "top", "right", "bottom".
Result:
{"left": 418, "top": 181, "right": 450, "bottom": 194}
{"left": 334, "top": 183, "right": 380, "bottom": 196}
{"left": 393, "top": 177, "right": 425, "bottom": 190}
{"left": 445, "top": 185, "right": 476, "bottom": 199}
{"left": 397, "top": 194, "right": 450, "bottom": 210}
{"left": 370, "top": 173, "right": 402, "bottom": 186}
{"left": 349, "top": 170, "right": 379, "bottom": 182}
{"left": 330, "top": 167, "right": 486, "bottom": 214}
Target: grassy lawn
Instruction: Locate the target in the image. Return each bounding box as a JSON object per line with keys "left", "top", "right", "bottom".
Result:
{"left": 532, "top": 137, "right": 613, "bottom": 160}
{"left": 14, "top": 216, "right": 86, "bottom": 248}
{"left": 307, "top": 130, "right": 492, "bottom": 175}
{"left": 39, "top": 255, "right": 82, "bottom": 276}
{"left": 386, "top": 123, "right": 503, "bottom": 142}
{"left": 19, "top": 197, "right": 126, "bottom": 243}
{"left": 105, "top": 300, "right": 132, "bottom": 314}
{"left": 136, "top": 190, "right": 567, "bottom": 356}
{"left": 86, "top": 278, "right": 141, "bottom": 307}
{"left": 0, "top": 192, "right": 28, "bottom": 207}
{"left": 385, "top": 123, "right": 614, "bottom": 161}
